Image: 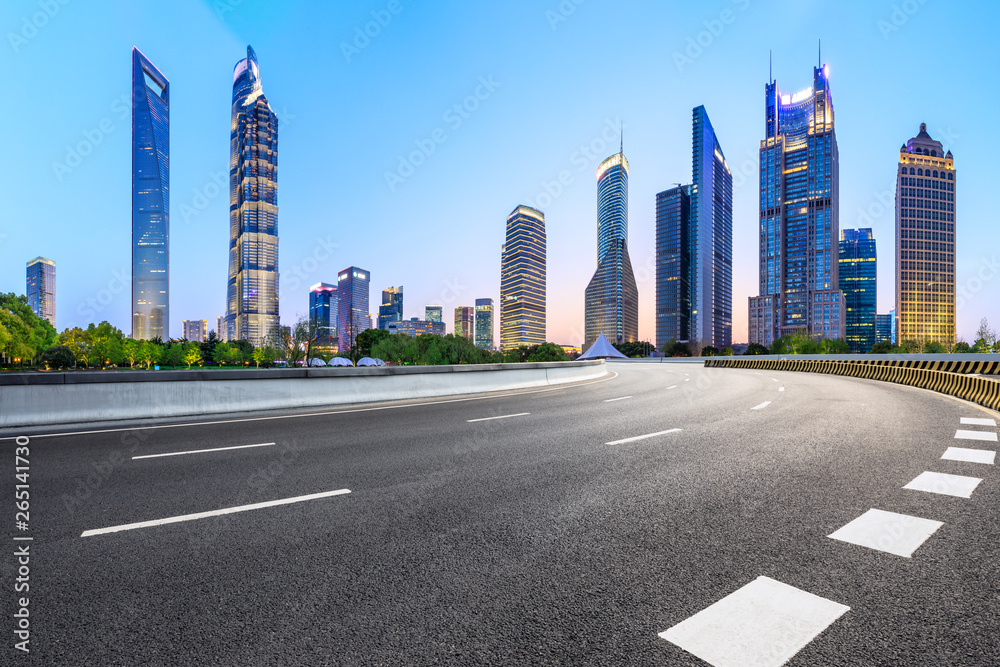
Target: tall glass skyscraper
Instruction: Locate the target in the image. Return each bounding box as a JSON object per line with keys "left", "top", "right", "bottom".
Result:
{"left": 475, "top": 298, "right": 494, "bottom": 350}
{"left": 500, "top": 205, "right": 546, "bottom": 351}
{"left": 378, "top": 286, "right": 403, "bottom": 330}
{"left": 224, "top": 45, "right": 279, "bottom": 346}
{"left": 309, "top": 282, "right": 338, "bottom": 344}
{"left": 425, "top": 305, "right": 443, "bottom": 324}
{"left": 454, "top": 306, "right": 474, "bottom": 339}
{"left": 131, "top": 47, "right": 169, "bottom": 340}
{"left": 655, "top": 186, "right": 691, "bottom": 350}
{"left": 585, "top": 151, "right": 638, "bottom": 351}
{"left": 839, "top": 229, "right": 877, "bottom": 353}
{"left": 26, "top": 257, "right": 56, "bottom": 328}
{"left": 895, "top": 124, "right": 956, "bottom": 346}
{"left": 749, "top": 63, "right": 845, "bottom": 346}
{"left": 336, "top": 267, "right": 370, "bottom": 352}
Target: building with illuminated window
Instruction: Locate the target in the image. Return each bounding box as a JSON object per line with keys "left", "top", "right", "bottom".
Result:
{"left": 224, "top": 45, "right": 279, "bottom": 346}
{"left": 839, "top": 229, "right": 877, "bottom": 353}
{"left": 749, "top": 62, "right": 844, "bottom": 346}
{"left": 454, "top": 306, "right": 474, "bottom": 339}
{"left": 337, "top": 267, "right": 370, "bottom": 352}
{"left": 475, "top": 298, "right": 494, "bottom": 350}
{"left": 26, "top": 257, "right": 56, "bottom": 328}
{"left": 656, "top": 106, "right": 733, "bottom": 351}
{"left": 132, "top": 48, "right": 169, "bottom": 340}
{"left": 378, "top": 286, "right": 403, "bottom": 330}
{"left": 585, "top": 151, "right": 637, "bottom": 352}
{"left": 876, "top": 312, "right": 895, "bottom": 346}
{"left": 216, "top": 316, "right": 224, "bottom": 341}
{"left": 895, "top": 124, "right": 956, "bottom": 347}
{"left": 388, "top": 318, "right": 445, "bottom": 337}
{"left": 182, "top": 319, "right": 208, "bottom": 342}
{"left": 309, "top": 282, "right": 338, "bottom": 344}
{"left": 500, "top": 205, "right": 546, "bottom": 351}
{"left": 424, "top": 305, "right": 443, "bottom": 324}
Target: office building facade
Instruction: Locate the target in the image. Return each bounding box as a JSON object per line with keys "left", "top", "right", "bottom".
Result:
{"left": 132, "top": 48, "right": 170, "bottom": 340}
{"left": 336, "top": 267, "right": 370, "bottom": 352}
{"left": 655, "top": 186, "right": 690, "bottom": 350}
{"left": 224, "top": 45, "right": 279, "bottom": 346}
{"left": 749, "top": 63, "right": 845, "bottom": 346}
{"left": 309, "top": 282, "right": 338, "bottom": 344}
{"left": 474, "top": 298, "right": 494, "bottom": 350}
{"left": 182, "top": 319, "right": 207, "bottom": 342}
{"left": 388, "top": 318, "right": 445, "bottom": 337}
{"left": 454, "top": 306, "right": 474, "bottom": 339}
{"left": 26, "top": 257, "right": 56, "bottom": 328}
{"left": 500, "top": 205, "right": 546, "bottom": 351}
{"left": 839, "top": 228, "right": 877, "bottom": 353}
{"left": 378, "top": 286, "right": 403, "bottom": 330}
{"left": 895, "top": 124, "right": 956, "bottom": 346}
{"left": 424, "top": 305, "right": 443, "bottom": 323}
{"left": 876, "top": 312, "right": 895, "bottom": 346}
{"left": 585, "top": 151, "right": 638, "bottom": 351}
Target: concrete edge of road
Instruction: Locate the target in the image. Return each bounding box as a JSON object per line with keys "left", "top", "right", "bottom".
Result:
{"left": 0, "top": 360, "right": 607, "bottom": 428}
{"left": 705, "top": 357, "right": 1000, "bottom": 412}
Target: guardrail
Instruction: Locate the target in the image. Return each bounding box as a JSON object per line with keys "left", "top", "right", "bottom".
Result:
{"left": 0, "top": 360, "right": 607, "bottom": 429}
{"left": 704, "top": 358, "right": 1000, "bottom": 413}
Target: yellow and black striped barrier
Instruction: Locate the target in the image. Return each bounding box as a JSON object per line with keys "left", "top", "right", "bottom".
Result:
{"left": 704, "top": 358, "right": 1000, "bottom": 413}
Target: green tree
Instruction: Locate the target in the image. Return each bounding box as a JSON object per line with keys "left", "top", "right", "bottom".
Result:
{"left": 183, "top": 342, "right": 203, "bottom": 369}
{"left": 952, "top": 341, "right": 972, "bottom": 353}
{"left": 122, "top": 338, "right": 140, "bottom": 368}
{"left": 40, "top": 345, "right": 75, "bottom": 369}
{"left": 59, "top": 326, "right": 92, "bottom": 369}
{"left": 923, "top": 340, "right": 947, "bottom": 354}
{"left": 213, "top": 342, "right": 233, "bottom": 366}
{"left": 138, "top": 340, "right": 163, "bottom": 369}
{"left": 870, "top": 341, "right": 894, "bottom": 354}
{"left": 161, "top": 342, "right": 185, "bottom": 368}
{"left": 744, "top": 342, "right": 768, "bottom": 356}
{"left": 663, "top": 340, "right": 692, "bottom": 357}
{"left": 0, "top": 292, "right": 57, "bottom": 366}
{"left": 526, "top": 342, "right": 569, "bottom": 362}
{"left": 252, "top": 346, "right": 277, "bottom": 368}
{"left": 896, "top": 339, "right": 921, "bottom": 353}
{"left": 86, "top": 322, "right": 125, "bottom": 368}
{"left": 701, "top": 345, "right": 720, "bottom": 357}
{"left": 353, "top": 328, "right": 391, "bottom": 359}
{"left": 613, "top": 340, "right": 654, "bottom": 358}
{"left": 201, "top": 330, "right": 219, "bottom": 364}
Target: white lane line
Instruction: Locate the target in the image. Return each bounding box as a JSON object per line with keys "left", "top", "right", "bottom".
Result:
{"left": 81, "top": 489, "right": 351, "bottom": 537}
{"left": 903, "top": 471, "right": 982, "bottom": 498}
{"left": 684, "top": 378, "right": 690, "bottom": 382}
{"left": 955, "top": 429, "right": 998, "bottom": 442}
{"left": 771, "top": 378, "right": 779, "bottom": 382}
{"left": 667, "top": 385, "right": 678, "bottom": 390}
{"left": 828, "top": 509, "right": 943, "bottom": 557}
{"left": 778, "top": 387, "right": 785, "bottom": 392}
{"left": 467, "top": 412, "right": 530, "bottom": 423}
{"left": 606, "top": 429, "right": 681, "bottom": 446}
{"left": 659, "top": 576, "right": 849, "bottom": 667}
{"left": 941, "top": 447, "right": 996, "bottom": 465}
{"left": 961, "top": 417, "right": 996, "bottom": 427}
{"left": 133, "top": 442, "right": 276, "bottom": 460}
{"left": 751, "top": 401, "right": 772, "bottom": 410}
{"left": 2, "top": 371, "right": 620, "bottom": 441}
{"left": 603, "top": 396, "right": 633, "bottom": 403}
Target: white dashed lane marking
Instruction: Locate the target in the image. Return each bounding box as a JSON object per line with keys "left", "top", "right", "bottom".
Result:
{"left": 603, "top": 396, "right": 633, "bottom": 403}
{"left": 903, "top": 471, "right": 983, "bottom": 498}
{"left": 828, "top": 509, "right": 943, "bottom": 558}
{"left": 778, "top": 387, "right": 785, "bottom": 392}
{"left": 466, "top": 413, "right": 530, "bottom": 423}
{"left": 605, "top": 429, "right": 681, "bottom": 446}
{"left": 659, "top": 576, "right": 849, "bottom": 667}
{"left": 960, "top": 417, "right": 996, "bottom": 427}
{"left": 941, "top": 447, "right": 995, "bottom": 465}
{"left": 667, "top": 385, "right": 678, "bottom": 389}
{"left": 751, "top": 401, "right": 772, "bottom": 410}
{"left": 954, "top": 429, "right": 998, "bottom": 442}
{"left": 133, "top": 442, "right": 276, "bottom": 460}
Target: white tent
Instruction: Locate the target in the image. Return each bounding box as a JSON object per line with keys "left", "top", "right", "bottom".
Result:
{"left": 307, "top": 358, "right": 327, "bottom": 367}
{"left": 356, "top": 357, "right": 379, "bottom": 366}
{"left": 329, "top": 357, "right": 354, "bottom": 367}
{"left": 577, "top": 332, "right": 629, "bottom": 360}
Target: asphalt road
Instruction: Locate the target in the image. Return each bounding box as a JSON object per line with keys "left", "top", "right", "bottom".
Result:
{"left": 2, "top": 362, "right": 999, "bottom": 666}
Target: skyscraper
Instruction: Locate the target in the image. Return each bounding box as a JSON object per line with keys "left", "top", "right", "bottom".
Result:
{"left": 895, "top": 124, "right": 956, "bottom": 346}
{"left": 839, "top": 228, "right": 877, "bottom": 353}
{"left": 655, "top": 186, "right": 691, "bottom": 351}
{"left": 425, "top": 305, "right": 443, "bottom": 323}
{"left": 216, "top": 316, "right": 224, "bottom": 341}
{"left": 876, "top": 312, "right": 895, "bottom": 346}
{"left": 337, "top": 267, "right": 370, "bottom": 352}
{"left": 309, "top": 282, "right": 338, "bottom": 344}
{"left": 131, "top": 47, "right": 169, "bottom": 340}
{"left": 378, "top": 286, "right": 403, "bottom": 330}
{"left": 182, "top": 319, "right": 208, "bottom": 342}
{"left": 454, "top": 306, "right": 474, "bottom": 339}
{"left": 500, "top": 205, "right": 546, "bottom": 351}
{"left": 224, "top": 45, "right": 279, "bottom": 346}
{"left": 26, "top": 257, "right": 55, "bottom": 328}
{"left": 749, "top": 62, "right": 845, "bottom": 346}
{"left": 585, "top": 150, "right": 637, "bottom": 351}
{"left": 475, "top": 298, "right": 494, "bottom": 350}
{"left": 690, "top": 106, "right": 733, "bottom": 347}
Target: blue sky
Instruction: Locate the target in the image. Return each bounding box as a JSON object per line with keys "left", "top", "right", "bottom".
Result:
{"left": 2, "top": 0, "right": 997, "bottom": 345}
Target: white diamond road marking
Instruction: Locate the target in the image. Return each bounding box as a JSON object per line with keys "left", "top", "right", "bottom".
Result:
{"left": 903, "top": 471, "right": 983, "bottom": 498}
{"left": 828, "top": 508, "right": 943, "bottom": 557}
{"left": 751, "top": 401, "right": 772, "bottom": 410}
{"left": 961, "top": 417, "right": 996, "bottom": 427}
{"left": 941, "top": 447, "right": 995, "bottom": 465}
{"left": 659, "top": 576, "right": 849, "bottom": 667}
{"left": 954, "top": 429, "right": 998, "bottom": 442}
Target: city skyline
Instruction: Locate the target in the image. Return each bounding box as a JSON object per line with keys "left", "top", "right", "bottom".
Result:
{"left": 4, "top": 2, "right": 997, "bottom": 346}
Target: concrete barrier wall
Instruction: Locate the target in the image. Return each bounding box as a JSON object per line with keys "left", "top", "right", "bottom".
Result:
{"left": 0, "top": 361, "right": 607, "bottom": 429}
{"left": 705, "top": 358, "right": 1000, "bottom": 412}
